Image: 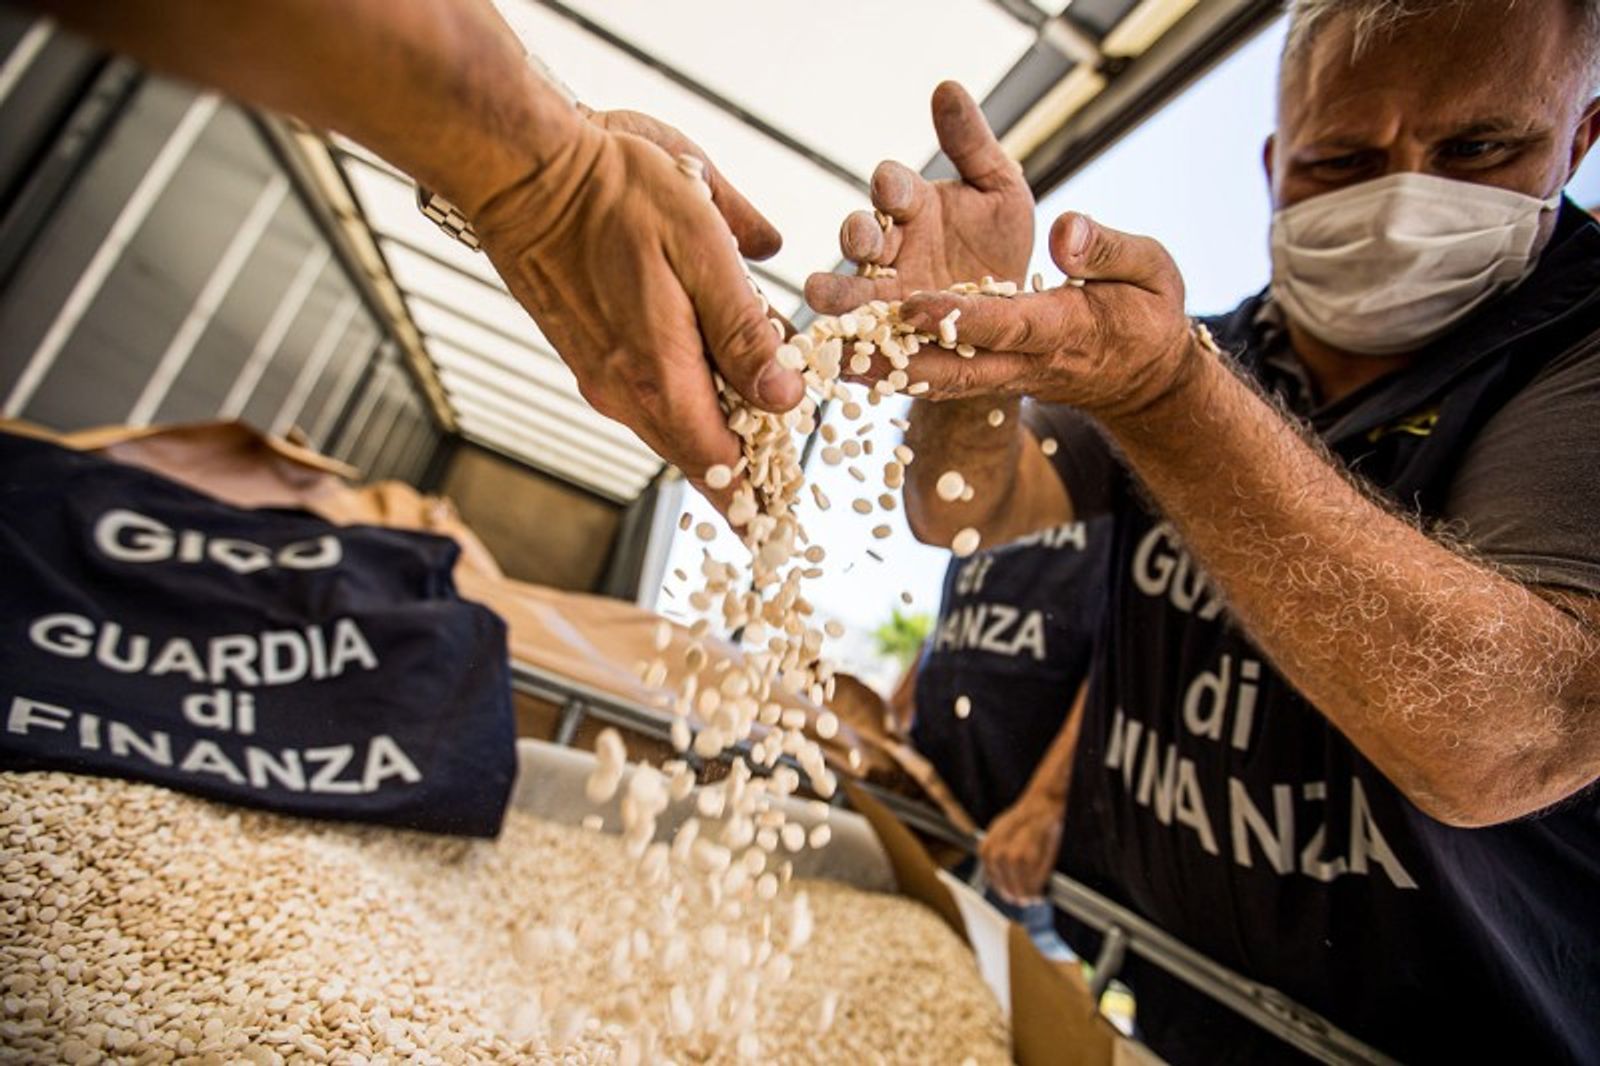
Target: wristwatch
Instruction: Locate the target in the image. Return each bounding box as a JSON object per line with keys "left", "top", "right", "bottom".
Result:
{"left": 415, "top": 188, "right": 481, "bottom": 251}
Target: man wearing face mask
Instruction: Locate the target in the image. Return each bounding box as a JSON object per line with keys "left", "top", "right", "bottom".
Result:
{"left": 805, "top": 0, "right": 1600, "bottom": 1061}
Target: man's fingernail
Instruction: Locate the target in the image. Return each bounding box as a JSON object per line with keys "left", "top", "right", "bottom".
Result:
{"left": 755, "top": 362, "right": 799, "bottom": 407}
{"left": 1068, "top": 214, "right": 1091, "bottom": 257}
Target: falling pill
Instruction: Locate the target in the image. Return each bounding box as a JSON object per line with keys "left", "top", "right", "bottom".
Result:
{"left": 951, "top": 527, "right": 981, "bottom": 557}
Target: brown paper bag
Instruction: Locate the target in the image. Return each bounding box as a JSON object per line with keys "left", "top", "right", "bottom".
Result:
{"left": 846, "top": 778, "right": 1130, "bottom": 1066}
{"left": 1009, "top": 922, "right": 1121, "bottom": 1065}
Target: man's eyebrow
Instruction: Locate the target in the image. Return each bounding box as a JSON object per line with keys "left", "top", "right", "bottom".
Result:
{"left": 1301, "top": 134, "right": 1381, "bottom": 150}
{"left": 1297, "top": 117, "right": 1552, "bottom": 151}
{"left": 1430, "top": 117, "right": 1550, "bottom": 140}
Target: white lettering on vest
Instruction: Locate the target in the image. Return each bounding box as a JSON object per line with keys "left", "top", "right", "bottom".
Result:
{"left": 92, "top": 508, "right": 341, "bottom": 573}
{"left": 1130, "top": 522, "right": 1225, "bottom": 620}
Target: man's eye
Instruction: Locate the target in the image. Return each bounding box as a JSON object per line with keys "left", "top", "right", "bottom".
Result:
{"left": 1305, "top": 152, "right": 1376, "bottom": 179}
{"left": 1440, "top": 140, "right": 1507, "bottom": 165}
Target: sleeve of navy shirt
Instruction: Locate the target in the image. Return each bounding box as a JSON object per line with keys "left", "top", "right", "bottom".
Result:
{"left": 1444, "top": 333, "right": 1600, "bottom": 596}
{"left": 1019, "top": 400, "right": 1122, "bottom": 519}
{"left": 1025, "top": 337, "right": 1600, "bottom": 597}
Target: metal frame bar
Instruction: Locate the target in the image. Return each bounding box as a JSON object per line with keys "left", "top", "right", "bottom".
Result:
{"left": 3, "top": 93, "right": 220, "bottom": 418}
{"left": 448, "top": 389, "right": 656, "bottom": 472}
{"left": 1025, "top": 0, "right": 1279, "bottom": 191}
{"left": 217, "top": 243, "right": 330, "bottom": 420}
{"left": 329, "top": 358, "right": 392, "bottom": 462}
{"left": 439, "top": 372, "right": 656, "bottom": 471}
{"left": 376, "top": 405, "right": 419, "bottom": 477}
{"left": 289, "top": 304, "right": 372, "bottom": 438}
{"left": 522, "top": 0, "right": 868, "bottom": 194}
{"left": 373, "top": 402, "right": 424, "bottom": 480}
{"left": 393, "top": 416, "right": 437, "bottom": 485}
{"left": 349, "top": 376, "right": 404, "bottom": 473}
{"left": 507, "top": 658, "right": 1396, "bottom": 1065}
{"left": 308, "top": 334, "right": 383, "bottom": 450}
{"left": 0, "top": 55, "right": 140, "bottom": 294}
{"left": 407, "top": 290, "right": 564, "bottom": 370}
{"left": 0, "top": 19, "right": 52, "bottom": 106}
{"left": 249, "top": 114, "right": 455, "bottom": 432}
{"left": 128, "top": 172, "right": 290, "bottom": 425}
{"left": 1043, "top": 878, "right": 1395, "bottom": 1063}
{"left": 268, "top": 294, "right": 362, "bottom": 437}
{"left": 423, "top": 337, "right": 652, "bottom": 453}
{"left": 983, "top": 0, "right": 1049, "bottom": 30}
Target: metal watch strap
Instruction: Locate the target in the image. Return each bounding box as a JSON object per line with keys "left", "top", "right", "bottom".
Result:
{"left": 415, "top": 186, "right": 481, "bottom": 251}
{"left": 413, "top": 53, "right": 575, "bottom": 253}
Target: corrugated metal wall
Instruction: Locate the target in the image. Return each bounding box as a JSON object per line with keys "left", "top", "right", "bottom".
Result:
{"left": 0, "top": 11, "right": 440, "bottom": 486}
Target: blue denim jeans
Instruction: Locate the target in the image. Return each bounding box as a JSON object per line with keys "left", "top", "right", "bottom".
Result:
{"left": 985, "top": 892, "right": 1076, "bottom": 963}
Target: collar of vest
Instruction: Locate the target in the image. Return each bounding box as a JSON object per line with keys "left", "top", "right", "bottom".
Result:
{"left": 1215, "top": 197, "right": 1600, "bottom": 447}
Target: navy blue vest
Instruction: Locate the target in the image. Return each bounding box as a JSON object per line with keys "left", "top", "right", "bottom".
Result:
{"left": 0, "top": 433, "right": 517, "bottom": 837}
{"left": 913, "top": 518, "right": 1110, "bottom": 826}
{"left": 1061, "top": 201, "right": 1600, "bottom": 1063}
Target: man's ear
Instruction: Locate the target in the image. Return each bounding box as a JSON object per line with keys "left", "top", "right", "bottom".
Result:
{"left": 1567, "top": 97, "right": 1600, "bottom": 183}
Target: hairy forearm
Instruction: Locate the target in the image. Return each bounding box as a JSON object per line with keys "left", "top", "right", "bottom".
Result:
{"left": 903, "top": 397, "right": 1069, "bottom": 547}
{"left": 30, "top": 0, "right": 578, "bottom": 215}
{"left": 1106, "top": 341, "right": 1600, "bottom": 825}
{"left": 1023, "top": 684, "right": 1086, "bottom": 805}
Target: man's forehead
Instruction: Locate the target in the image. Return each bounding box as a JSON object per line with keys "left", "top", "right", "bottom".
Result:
{"left": 1278, "top": 2, "right": 1582, "bottom": 134}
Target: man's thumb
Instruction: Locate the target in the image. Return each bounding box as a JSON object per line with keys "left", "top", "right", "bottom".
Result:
{"left": 1049, "top": 212, "right": 1175, "bottom": 291}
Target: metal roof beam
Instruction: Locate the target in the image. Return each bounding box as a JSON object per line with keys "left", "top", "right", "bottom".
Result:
{"left": 440, "top": 373, "right": 657, "bottom": 470}
{"left": 1025, "top": 0, "right": 1279, "bottom": 190}
{"left": 454, "top": 405, "right": 657, "bottom": 483}
{"left": 424, "top": 337, "right": 650, "bottom": 452}
{"left": 982, "top": 0, "right": 1049, "bottom": 30}
{"left": 409, "top": 290, "right": 562, "bottom": 367}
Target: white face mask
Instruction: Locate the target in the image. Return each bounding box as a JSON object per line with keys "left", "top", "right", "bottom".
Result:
{"left": 1269, "top": 172, "right": 1560, "bottom": 356}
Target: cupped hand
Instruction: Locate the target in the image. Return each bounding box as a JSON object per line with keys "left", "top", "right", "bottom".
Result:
{"left": 468, "top": 110, "right": 803, "bottom": 496}
{"left": 979, "top": 789, "right": 1066, "bottom": 905}
{"left": 581, "top": 107, "right": 782, "bottom": 262}
{"left": 805, "top": 81, "right": 1035, "bottom": 314}
{"left": 887, "top": 212, "right": 1199, "bottom": 424}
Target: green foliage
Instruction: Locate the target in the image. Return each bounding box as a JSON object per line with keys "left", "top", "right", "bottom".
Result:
{"left": 872, "top": 607, "right": 932, "bottom": 668}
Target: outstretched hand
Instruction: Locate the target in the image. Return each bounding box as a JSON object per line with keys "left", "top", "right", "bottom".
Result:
{"left": 877, "top": 212, "right": 1199, "bottom": 424}
{"left": 805, "top": 82, "right": 1036, "bottom": 314}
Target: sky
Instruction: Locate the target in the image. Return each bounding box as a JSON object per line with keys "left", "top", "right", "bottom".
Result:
{"left": 1026, "top": 17, "right": 1289, "bottom": 315}
{"left": 657, "top": 15, "right": 1600, "bottom": 691}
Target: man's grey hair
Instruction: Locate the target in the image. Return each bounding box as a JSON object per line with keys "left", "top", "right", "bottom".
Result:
{"left": 1283, "top": 0, "right": 1600, "bottom": 98}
